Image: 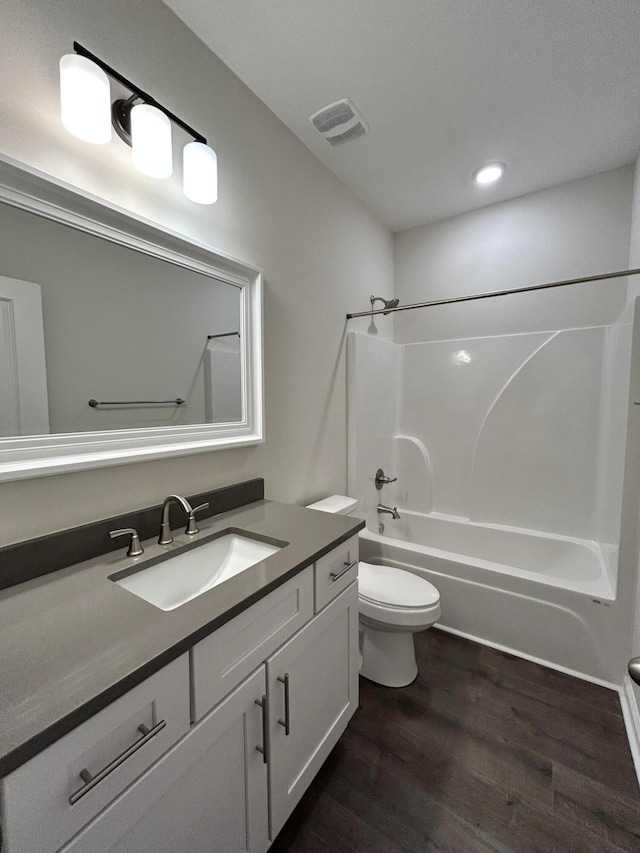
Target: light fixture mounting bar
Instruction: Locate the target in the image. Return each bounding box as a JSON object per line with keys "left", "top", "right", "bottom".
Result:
{"left": 73, "top": 41, "right": 206, "bottom": 144}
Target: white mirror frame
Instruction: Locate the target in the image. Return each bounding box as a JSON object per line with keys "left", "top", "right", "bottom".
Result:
{"left": 0, "top": 154, "right": 264, "bottom": 481}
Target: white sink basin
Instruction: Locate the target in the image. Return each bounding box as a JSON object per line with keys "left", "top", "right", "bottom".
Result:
{"left": 112, "top": 531, "right": 284, "bottom": 611}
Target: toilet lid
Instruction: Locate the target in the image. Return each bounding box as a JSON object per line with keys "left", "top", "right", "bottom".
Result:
{"left": 359, "top": 562, "right": 440, "bottom": 608}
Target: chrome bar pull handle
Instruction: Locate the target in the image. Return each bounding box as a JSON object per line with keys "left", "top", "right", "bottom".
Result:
{"left": 255, "top": 694, "right": 269, "bottom": 763}
{"left": 69, "top": 719, "right": 166, "bottom": 805}
{"left": 277, "top": 674, "right": 291, "bottom": 735}
{"left": 330, "top": 559, "right": 357, "bottom": 583}
{"left": 185, "top": 502, "right": 210, "bottom": 535}
{"left": 109, "top": 527, "right": 144, "bottom": 557}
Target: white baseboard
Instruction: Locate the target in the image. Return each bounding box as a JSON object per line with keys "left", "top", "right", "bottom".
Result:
{"left": 619, "top": 676, "right": 640, "bottom": 788}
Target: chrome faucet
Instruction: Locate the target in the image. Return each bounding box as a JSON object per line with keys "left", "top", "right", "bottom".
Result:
{"left": 377, "top": 503, "right": 401, "bottom": 520}
{"left": 158, "top": 494, "right": 209, "bottom": 545}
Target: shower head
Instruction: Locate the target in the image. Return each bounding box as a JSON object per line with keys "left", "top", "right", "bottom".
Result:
{"left": 370, "top": 295, "right": 400, "bottom": 315}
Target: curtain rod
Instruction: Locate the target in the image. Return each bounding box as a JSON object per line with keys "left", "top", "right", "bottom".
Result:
{"left": 346, "top": 267, "right": 640, "bottom": 319}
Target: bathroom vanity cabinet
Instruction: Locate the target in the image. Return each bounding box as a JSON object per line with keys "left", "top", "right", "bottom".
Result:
{"left": 0, "top": 535, "right": 360, "bottom": 853}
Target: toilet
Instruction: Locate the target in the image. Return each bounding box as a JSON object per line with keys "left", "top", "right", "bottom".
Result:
{"left": 306, "top": 495, "right": 441, "bottom": 687}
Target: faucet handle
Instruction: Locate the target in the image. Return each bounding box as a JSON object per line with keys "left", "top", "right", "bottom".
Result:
{"left": 185, "top": 502, "right": 210, "bottom": 536}
{"left": 375, "top": 468, "right": 398, "bottom": 490}
{"left": 110, "top": 527, "right": 144, "bottom": 557}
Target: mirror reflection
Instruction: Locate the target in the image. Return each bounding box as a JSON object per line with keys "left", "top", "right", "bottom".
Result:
{"left": 0, "top": 202, "right": 243, "bottom": 437}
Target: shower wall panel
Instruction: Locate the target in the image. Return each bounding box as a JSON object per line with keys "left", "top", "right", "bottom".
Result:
{"left": 468, "top": 328, "right": 605, "bottom": 537}
{"left": 401, "top": 327, "right": 612, "bottom": 539}
{"left": 349, "top": 318, "right": 631, "bottom": 547}
{"left": 401, "top": 333, "right": 551, "bottom": 522}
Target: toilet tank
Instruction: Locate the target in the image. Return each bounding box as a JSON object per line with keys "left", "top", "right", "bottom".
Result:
{"left": 305, "top": 495, "right": 358, "bottom": 515}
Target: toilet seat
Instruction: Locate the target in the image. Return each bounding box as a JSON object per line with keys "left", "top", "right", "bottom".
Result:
{"left": 358, "top": 562, "right": 441, "bottom": 628}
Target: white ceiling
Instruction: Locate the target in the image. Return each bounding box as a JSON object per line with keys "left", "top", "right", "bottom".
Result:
{"left": 163, "top": 0, "right": 640, "bottom": 232}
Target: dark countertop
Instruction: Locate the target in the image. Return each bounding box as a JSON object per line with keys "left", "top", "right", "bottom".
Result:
{"left": 0, "top": 499, "right": 364, "bottom": 778}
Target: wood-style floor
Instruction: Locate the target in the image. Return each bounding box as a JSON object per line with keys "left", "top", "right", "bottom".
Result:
{"left": 272, "top": 629, "right": 640, "bottom": 853}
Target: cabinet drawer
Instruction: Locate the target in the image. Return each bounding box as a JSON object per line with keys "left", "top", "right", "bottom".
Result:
{"left": 0, "top": 654, "right": 190, "bottom": 853}
{"left": 314, "top": 535, "right": 359, "bottom": 612}
{"left": 191, "top": 566, "right": 313, "bottom": 721}
{"left": 58, "top": 667, "right": 269, "bottom": 853}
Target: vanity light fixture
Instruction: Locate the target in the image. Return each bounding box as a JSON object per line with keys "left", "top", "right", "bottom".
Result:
{"left": 59, "top": 53, "right": 112, "bottom": 144}
{"left": 183, "top": 141, "right": 218, "bottom": 204}
{"left": 131, "top": 103, "right": 173, "bottom": 179}
{"left": 59, "top": 42, "right": 217, "bottom": 203}
{"left": 473, "top": 162, "right": 506, "bottom": 185}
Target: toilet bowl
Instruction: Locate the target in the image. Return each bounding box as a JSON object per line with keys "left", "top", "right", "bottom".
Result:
{"left": 306, "top": 495, "right": 441, "bottom": 687}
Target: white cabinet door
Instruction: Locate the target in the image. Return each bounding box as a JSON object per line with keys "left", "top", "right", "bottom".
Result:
{"left": 61, "top": 667, "right": 270, "bottom": 853}
{"left": 267, "top": 581, "right": 359, "bottom": 839}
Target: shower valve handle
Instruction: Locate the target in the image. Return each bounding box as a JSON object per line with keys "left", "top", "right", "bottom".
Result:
{"left": 375, "top": 468, "right": 397, "bottom": 490}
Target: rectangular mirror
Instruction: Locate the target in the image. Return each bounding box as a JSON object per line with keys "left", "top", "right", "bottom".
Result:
{"left": 0, "top": 155, "right": 264, "bottom": 481}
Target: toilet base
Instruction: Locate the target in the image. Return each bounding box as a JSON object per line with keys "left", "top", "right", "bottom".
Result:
{"left": 360, "top": 626, "right": 418, "bottom": 687}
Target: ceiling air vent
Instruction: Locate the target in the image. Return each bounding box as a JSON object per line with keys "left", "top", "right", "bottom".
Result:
{"left": 309, "top": 99, "right": 369, "bottom": 147}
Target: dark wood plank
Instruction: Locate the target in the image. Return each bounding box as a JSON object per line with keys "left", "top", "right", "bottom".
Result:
{"left": 418, "top": 629, "right": 623, "bottom": 718}
{"left": 273, "top": 629, "right": 639, "bottom": 853}
{"left": 379, "top": 634, "right": 637, "bottom": 798}
{"left": 346, "top": 693, "right": 555, "bottom": 811}
{"left": 271, "top": 753, "right": 412, "bottom": 853}
{"left": 552, "top": 762, "right": 640, "bottom": 850}
{"left": 342, "top": 706, "right": 628, "bottom": 853}
{"left": 279, "top": 739, "right": 505, "bottom": 853}
{"left": 358, "top": 671, "right": 636, "bottom": 799}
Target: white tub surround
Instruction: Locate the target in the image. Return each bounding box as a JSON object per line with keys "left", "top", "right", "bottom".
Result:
{"left": 348, "top": 300, "right": 638, "bottom": 684}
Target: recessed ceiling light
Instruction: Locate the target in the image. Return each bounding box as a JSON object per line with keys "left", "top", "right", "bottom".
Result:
{"left": 473, "top": 162, "right": 506, "bottom": 185}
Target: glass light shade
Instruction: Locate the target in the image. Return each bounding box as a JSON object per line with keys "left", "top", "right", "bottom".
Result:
{"left": 59, "top": 54, "right": 112, "bottom": 144}
{"left": 183, "top": 142, "right": 218, "bottom": 204}
{"left": 131, "top": 104, "right": 173, "bottom": 179}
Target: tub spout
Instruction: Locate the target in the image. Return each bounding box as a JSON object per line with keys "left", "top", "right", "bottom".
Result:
{"left": 378, "top": 503, "right": 401, "bottom": 520}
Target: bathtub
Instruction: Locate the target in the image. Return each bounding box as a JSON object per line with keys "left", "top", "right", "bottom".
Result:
{"left": 358, "top": 509, "right": 621, "bottom": 684}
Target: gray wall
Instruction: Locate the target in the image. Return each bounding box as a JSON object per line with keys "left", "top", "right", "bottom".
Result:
{"left": 394, "top": 167, "right": 634, "bottom": 342}
{"left": 0, "top": 0, "right": 393, "bottom": 544}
